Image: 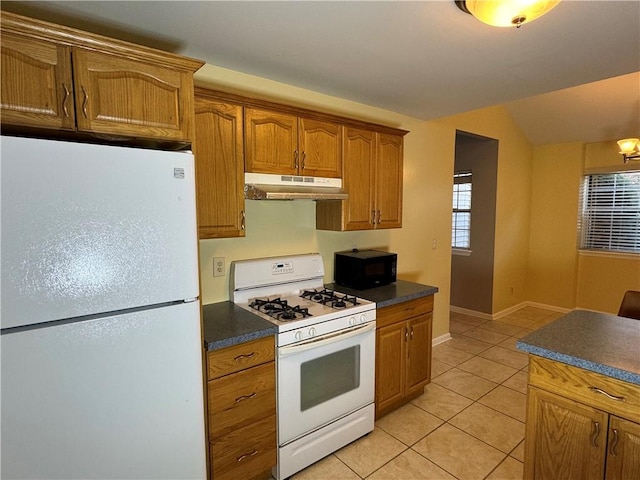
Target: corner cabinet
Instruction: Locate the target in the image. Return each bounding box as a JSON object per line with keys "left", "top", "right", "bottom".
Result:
{"left": 244, "top": 107, "right": 342, "bottom": 178}
{"left": 1, "top": 11, "right": 203, "bottom": 143}
{"left": 206, "top": 336, "right": 276, "bottom": 480}
{"left": 194, "top": 89, "right": 245, "bottom": 238}
{"left": 524, "top": 356, "right": 640, "bottom": 480}
{"left": 316, "top": 128, "right": 404, "bottom": 231}
{"left": 375, "top": 295, "right": 433, "bottom": 419}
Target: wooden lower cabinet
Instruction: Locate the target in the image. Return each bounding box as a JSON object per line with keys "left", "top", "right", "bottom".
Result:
{"left": 375, "top": 295, "right": 433, "bottom": 419}
{"left": 524, "top": 356, "right": 640, "bottom": 480}
{"left": 206, "top": 336, "right": 276, "bottom": 480}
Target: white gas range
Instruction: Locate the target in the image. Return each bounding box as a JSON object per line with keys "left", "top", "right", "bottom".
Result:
{"left": 230, "top": 253, "right": 376, "bottom": 480}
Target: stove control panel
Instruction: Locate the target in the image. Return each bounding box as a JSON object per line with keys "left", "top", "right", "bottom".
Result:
{"left": 272, "top": 261, "right": 294, "bottom": 275}
{"left": 278, "top": 308, "right": 376, "bottom": 346}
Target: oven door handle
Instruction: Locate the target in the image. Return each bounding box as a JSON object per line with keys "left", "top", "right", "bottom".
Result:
{"left": 279, "top": 322, "right": 375, "bottom": 357}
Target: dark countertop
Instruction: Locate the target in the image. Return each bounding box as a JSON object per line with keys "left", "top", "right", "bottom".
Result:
{"left": 202, "top": 280, "right": 438, "bottom": 351}
{"left": 326, "top": 280, "right": 438, "bottom": 308}
{"left": 516, "top": 310, "right": 640, "bottom": 385}
{"left": 202, "top": 302, "right": 276, "bottom": 351}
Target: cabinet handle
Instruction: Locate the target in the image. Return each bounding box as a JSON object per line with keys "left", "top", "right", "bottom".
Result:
{"left": 301, "top": 151, "right": 306, "bottom": 170}
{"left": 294, "top": 150, "right": 299, "bottom": 170}
{"left": 588, "top": 386, "right": 626, "bottom": 402}
{"left": 610, "top": 428, "right": 619, "bottom": 456}
{"left": 377, "top": 210, "right": 381, "bottom": 224}
{"left": 234, "top": 352, "right": 255, "bottom": 361}
{"left": 591, "top": 421, "right": 600, "bottom": 448}
{"left": 410, "top": 326, "right": 414, "bottom": 340}
{"left": 404, "top": 327, "right": 409, "bottom": 341}
{"left": 371, "top": 210, "right": 376, "bottom": 225}
{"left": 81, "top": 86, "right": 89, "bottom": 118}
{"left": 237, "top": 450, "right": 258, "bottom": 462}
{"left": 62, "top": 84, "right": 71, "bottom": 118}
{"left": 240, "top": 210, "right": 245, "bottom": 231}
{"left": 235, "top": 392, "right": 257, "bottom": 403}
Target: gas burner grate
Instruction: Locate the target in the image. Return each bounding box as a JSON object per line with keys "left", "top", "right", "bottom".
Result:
{"left": 249, "top": 297, "right": 312, "bottom": 321}
{"left": 300, "top": 289, "right": 361, "bottom": 309}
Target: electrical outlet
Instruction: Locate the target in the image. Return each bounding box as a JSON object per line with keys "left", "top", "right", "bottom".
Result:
{"left": 213, "top": 257, "right": 225, "bottom": 277}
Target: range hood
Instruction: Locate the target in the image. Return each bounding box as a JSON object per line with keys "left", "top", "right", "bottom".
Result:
{"left": 244, "top": 173, "right": 348, "bottom": 200}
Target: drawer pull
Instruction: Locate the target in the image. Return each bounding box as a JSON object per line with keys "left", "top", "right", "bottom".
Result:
{"left": 588, "top": 386, "right": 626, "bottom": 402}
{"left": 610, "top": 428, "right": 619, "bottom": 456}
{"left": 234, "top": 352, "right": 255, "bottom": 362}
{"left": 591, "top": 421, "right": 600, "bottom": 448}
{"left": 237, "top": 450, "right": 258, "bottom": 462}
{"left": 235, "top": 392, "right": 257, "bottom": 403}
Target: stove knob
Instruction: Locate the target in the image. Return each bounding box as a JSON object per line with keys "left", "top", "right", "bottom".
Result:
{"left": 295, "top": 331, "right": 303, "bottom": 341}
{"left": 360, "top": 313, "right": 367, "bottom": 323}
{"left": 309, "top": 327, "right": 316, "bottom": 337}
{"left": 349, "top": 316, "right": 356, "bottom": 326}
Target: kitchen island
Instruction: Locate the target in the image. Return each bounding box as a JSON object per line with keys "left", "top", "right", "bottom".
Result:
{"left": 516, "top": 310, "right": 640, "bottom": 480}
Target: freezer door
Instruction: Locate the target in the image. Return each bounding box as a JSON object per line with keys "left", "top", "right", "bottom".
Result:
{"left": 1, "top": 136, "right": 199, "bottom": 329}
{"left": 1, "top": 301, "right": 206, "bottom": 479}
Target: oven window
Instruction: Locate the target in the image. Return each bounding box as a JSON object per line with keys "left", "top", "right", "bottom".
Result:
{"left": 300, "top": 346, "right": 360, "bottom": 411}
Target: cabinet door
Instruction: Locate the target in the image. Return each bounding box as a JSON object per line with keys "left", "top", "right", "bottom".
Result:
{"left": 375, "top": 133, "right": 403, "bottom": 229}
{"left": 342, "top": 127, "right": 376, "bottom": 230}
{"left": 524, "top": 387, "right": 607, "bottom": 480}
{"left": 406, "top": 313, "right": 432, "bottom": 396}
{"left": 194, "top": 97, "right": 245, "bottom": 238}
{"left": 72, "top": 49, "right": 192, "bottom": 140}
{"left": 606, "top": 416, "right": 640, "bottom": 480}
{"left": 1, "top": 33, "right": 75, "bottom": 130}
{"left": 245, "top": 107, "right": 297, "bottom": 174}
{"left": 298, "top": 118, "right": 342, "bottom": 178}
{"left": 375, "top": 322, "right": 405, "bottom": 417}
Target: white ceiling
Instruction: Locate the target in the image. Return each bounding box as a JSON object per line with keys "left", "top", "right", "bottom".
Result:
{"left": 4, "top": 0, "right": 640, "bottom": 145}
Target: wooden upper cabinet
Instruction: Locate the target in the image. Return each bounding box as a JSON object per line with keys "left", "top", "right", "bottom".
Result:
{"left": 316, "top": 128, "right": 404, "bottom": 231}
{"left": 245, "top": 107, "right": 298, "bottom": 175}
{"left": 244, "top": 107, "right": 341, "bottom": 177}
{"left": 72, "top": 50, "right": 193, "bottom": 140}
{"left": 0, "top": 11, "right": 203, "bottom": 143}
{"left": 194, "top": 93, "right": 245, "bottom": 238}
{"left": 376, "top": 133, "right": 403, "bottom": 229}
{"left": 0, "top": 32, "right": 75, "bottom": 130}
{"left": 298, "top": 118, "right": 342, "bottom": 177}
{"left": 341, "top": 127, "right": 376, "bottom": 230}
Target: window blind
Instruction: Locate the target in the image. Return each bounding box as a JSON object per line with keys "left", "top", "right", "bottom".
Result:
{"left": 452, "top": 171, "right": 472, "bottom": 249}
{"left": 579, "top": 171, "right": 640, "bottom": 253}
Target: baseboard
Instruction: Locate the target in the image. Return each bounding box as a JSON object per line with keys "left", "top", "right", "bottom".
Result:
{"left": 432, "top": 332, "right": 452, "bottom": 346}
{"left": 451, "top": 301, "right": 572, "bottom": 321}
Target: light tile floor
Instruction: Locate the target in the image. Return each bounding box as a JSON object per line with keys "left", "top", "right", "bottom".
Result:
{"left": 290, "top": 306, "right": 564, "bottom": 480}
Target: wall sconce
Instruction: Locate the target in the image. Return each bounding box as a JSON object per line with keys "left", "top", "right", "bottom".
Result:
{"left": 618, "top": 138, "right": 640, "bottom": 163}
{"left": 455, "top": 0, "right": 560, "bottom": 28}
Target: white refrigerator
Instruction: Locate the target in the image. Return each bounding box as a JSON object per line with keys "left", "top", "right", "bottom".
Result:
{"left": 1, "top": 136, "right": 206, "bottom": 479}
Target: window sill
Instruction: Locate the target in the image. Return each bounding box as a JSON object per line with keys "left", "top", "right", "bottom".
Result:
{"left": 452, "top": 248, "right": 472, "bottom": 257}
{"left": 578, "top": 249, "right": 639, "bottom": 261}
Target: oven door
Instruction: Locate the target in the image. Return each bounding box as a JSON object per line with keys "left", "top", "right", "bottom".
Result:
{"left": 277, "top": 321, "right": 375, "bottom": 445}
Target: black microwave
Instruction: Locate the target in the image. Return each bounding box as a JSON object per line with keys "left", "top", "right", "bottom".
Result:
{"left": 334, "top": 249, "right": 397, "bottom": 290}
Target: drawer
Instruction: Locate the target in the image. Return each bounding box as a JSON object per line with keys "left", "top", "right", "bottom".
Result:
{"left": 208, "top": 361, "right": 275, "bottom": 438}
{"left": 207, "top": 335, "right": 274, "bottom": 380}
{"left": 528, "top": 355, "right": 640, "bottom": 422}
{"left": 377, "top": 295, "right": 433, "bottom": 329}
{"left": 210, "top": 414, "right": 276, "bottom": 480}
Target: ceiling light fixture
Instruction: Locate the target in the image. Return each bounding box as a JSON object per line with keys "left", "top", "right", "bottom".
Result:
{"left": 455, "top": 0, "right": 560, "bottom": 28}
{"left": 617, "top": 138, "right": 640, "bottom": 163}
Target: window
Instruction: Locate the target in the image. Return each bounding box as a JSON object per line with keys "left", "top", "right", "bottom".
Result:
{"left": 579, "top": 171, "right": 640, "bottom": 254}
{"left": 452, "top": 171, "right": 472, "bottom": 249}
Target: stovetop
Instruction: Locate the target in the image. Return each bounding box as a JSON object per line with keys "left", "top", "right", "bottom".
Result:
{"left": 230, "top": 254, "right": 376, "bottom": 342}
